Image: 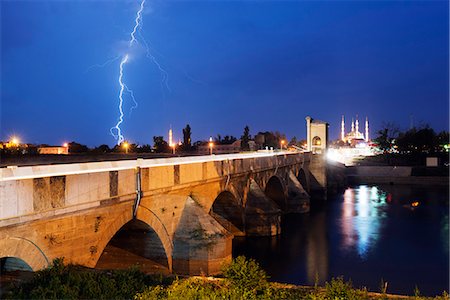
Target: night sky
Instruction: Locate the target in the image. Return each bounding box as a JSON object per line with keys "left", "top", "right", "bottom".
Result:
{"left": 1, "top": 0, "right": 448, "bottom": 147}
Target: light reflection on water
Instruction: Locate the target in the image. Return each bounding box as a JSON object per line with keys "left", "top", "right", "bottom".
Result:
{"left": 341, "top": 185, "right": 387, "bottom": 258}
{"left": 233, "top": 184, "right": 449, "bottom": 296}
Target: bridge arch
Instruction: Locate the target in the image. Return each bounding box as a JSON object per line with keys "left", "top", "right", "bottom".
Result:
{"left": 210, "top": 190, "right": 245, "bottom": 235}
{"left": 0, "top": 237, "right": 49, "bottom": 271}
{"left": 312, "top": 136, "right": 322, "bottom": 146}
{"left": 95, "top": 206, "right": 172, "bottom": 272}
{"left": 264, "top": 176, "right": 287, "bottom": 210}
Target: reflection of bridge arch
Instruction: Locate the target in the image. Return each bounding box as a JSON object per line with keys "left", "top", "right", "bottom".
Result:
{"left": 265, "top": 176, "right": 286, "bottom": 210}
{"left": 0, "top": 237, "right": 49, "bottom": 271}
{"left": 210, "top": 190, "right": 245, "bottom": 235}
{"left": 95, "top": 206, "right": 172, "bottom": 272}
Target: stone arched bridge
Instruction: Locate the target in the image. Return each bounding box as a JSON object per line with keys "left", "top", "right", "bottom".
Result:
{"left": 0, "top": 151, "right": 326, "bottom": 275}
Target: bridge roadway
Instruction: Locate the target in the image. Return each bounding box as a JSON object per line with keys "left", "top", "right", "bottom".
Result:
{"left": 0, "top": 151, "right": 327, "bottom": 275}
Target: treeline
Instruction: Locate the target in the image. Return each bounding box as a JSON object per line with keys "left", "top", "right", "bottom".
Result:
{"left": 374, "top": 123, "right": 449, "bottom": 153}
{"left": 2, "top": 124, "right": 304, "bottom": 156}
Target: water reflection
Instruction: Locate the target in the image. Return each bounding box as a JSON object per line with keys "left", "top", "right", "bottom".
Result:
{"left": 341, "top": 185, "right": 387, "bottom": 258}
{"left": 234, "top": 184, "right": 449, "bottom": 296}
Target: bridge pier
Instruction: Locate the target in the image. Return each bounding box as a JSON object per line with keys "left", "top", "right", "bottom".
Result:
{"left": 286, "top": 171, "right": 310, "bottom": 213}
{"left": 245, "top": 180, "right": 281, "bottom": 236}
{"left": 172, "top": 197, "right": 232, "bottom": 275}
{"left": 308, "top": 154, "right": 328, "bottom": 201}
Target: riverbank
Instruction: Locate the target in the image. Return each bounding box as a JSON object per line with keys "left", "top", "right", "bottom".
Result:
{"left": 2, "top": 257, "right": 448, "bottom": 299}
{"left": 346, "top": 165, "right": 449, "bottom": 185}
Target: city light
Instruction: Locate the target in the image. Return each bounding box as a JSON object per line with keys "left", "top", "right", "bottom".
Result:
{"left": 11, "top": 136, "right": 19, "bottom": 145}
{"left": 63, "top": 143, "right": 69, "bottom": 148}
{"left": 209, "top": 137, "right": 214, "bottom": 155}
{"left": 123, "top": 141, "right": 129, "bottom": 154}
{"left": 280, "top": 139, "right": 285, "bottom": 150}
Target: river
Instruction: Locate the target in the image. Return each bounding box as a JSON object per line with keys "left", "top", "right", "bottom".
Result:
{"left": 233, "top": 184, "right": 449, "bottom": 296}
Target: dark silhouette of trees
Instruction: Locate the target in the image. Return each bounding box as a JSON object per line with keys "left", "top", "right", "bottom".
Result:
{"left": 137, "top": 144, "right": 152, "bottom": 153}
{"left": 153, "top": 136, "right": 169, "bottom": 153}
{"left": 240, "top": 126, "right": 251, "bottom": 151}
{"left": 182, "top": 124, "right": 192, "bottom": 151}
{"left": 91, "top": 144, "right": 110, "bottom": 154}
{"left": 375, "top": 122, "right": 448, "bottom": 153}
{"left": 374, "top": 122, "right": 400, "bottom": 151}
{"left": 68, "top": 142, "right": 89, "bottom": 153}
{"left": 397, "top": 125, "right": 440, "bottom": 153}
{"left": 216, "top": 135, "right": 237, "bottom": 145}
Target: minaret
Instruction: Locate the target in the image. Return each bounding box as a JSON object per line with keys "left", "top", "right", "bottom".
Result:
{"left": 351, "top": 118, "right": 355, "bottom": 133}
{"left": 365, "top": 117, "right": 369, "bottom": 142}
{"left": 168, "top": 126, "right": 173, "bottom": 147}
{"left": 355, "top": 116, "right": 359, "bottom": 134}
{"left": 341, "top": 115, "right": 345, "bottom": 141}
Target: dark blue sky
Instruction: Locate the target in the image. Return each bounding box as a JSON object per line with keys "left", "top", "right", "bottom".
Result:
{"left": 1, "top": 0, "right": 448, "bottom": 146}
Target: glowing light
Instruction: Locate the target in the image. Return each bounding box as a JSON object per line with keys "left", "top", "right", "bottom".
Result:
{"left": 209, "top": 137, "right": 214, "bottom": 155}
{"left": 411, "top": 201, "right": 419, "bottom": 207}
{"left": 11, "top": 137, "right": 19, "bottom": 145}
{"left": 63, "top": 143, "right": 69, "bottom": 148}
{"left": 123, "top": 141, "right": 130, "bottom": 154}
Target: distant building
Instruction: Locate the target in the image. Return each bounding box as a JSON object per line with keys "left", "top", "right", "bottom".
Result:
{"left": 38, "top": 146, "right": 69, "bottom": 155}
{"left": 306, "top": 116, "right": 328, "bottom": 154}
{"left": 197, "top": 140, "right": 256, "bottom": 155}
{"left": 341, "top": 115, "right": 369, "bottom": 146}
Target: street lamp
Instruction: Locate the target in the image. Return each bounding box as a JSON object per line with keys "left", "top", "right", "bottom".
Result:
{"left": 11, "top": 136, "right": 19, "bottom": 146}
{"left": 171, "top": 143, "right": 176, "bottom": 154}
{"left": 123, "top": 142, "right": 129, "bottom": 154}
{"left": 209, "top": 136, "right": 214, "bottom": 155}
{"left": 280, "top": 139, "right": 285, "bottom": 151}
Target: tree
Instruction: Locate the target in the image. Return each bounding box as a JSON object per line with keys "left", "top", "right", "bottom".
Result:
{"left": 240, "top": 126, "right": 251, "bottom": 151}
{"left": 182, "top": 124, "right": 192, "bottom": 151}
{"left": 374, "top": 122, "right": 399, "bottom": 151}
{"left": 153, "top": 136, "right": 169, "bottom": 153}
{"left": 289, "top": 136, "right": 298, "bottom": 146}
{"left": 437, "top": 131, "right": 449, "bottom": 151}
{"left": 137, "top": 144, "right": 152, "bottom": 153}
{"left": 397, "top": 125, "right": 438, "bottom": 153}
{"left": 222, "top": 135, "right": 237, "bottom": 145}
{"left": 91, "top": 144, "right": 110, "bottom": 154}
{"left": 68, "top": 142, "right": 89, "bottom": 153}
{"left": 215, "top": 135, "right": 237, "bottom": 145}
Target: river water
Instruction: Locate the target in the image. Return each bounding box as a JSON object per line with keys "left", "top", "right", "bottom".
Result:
{"left": 233, "top": 184, "right": 449, "bottom": 296}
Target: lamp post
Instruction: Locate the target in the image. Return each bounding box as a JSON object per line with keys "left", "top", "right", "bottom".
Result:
{"left": 209, "top": 136, "right": 213, "bottom": 155}
{"left": 280, "top": 139, "right": 285, "bottom": 151}
{"left": 123, "top": 142, "right": 129, "bottom": 154}
{"left": 11, "top": 137, "right": 19, "bottom": 146}
{"left": 171, "top": 143, "right": 176, "bottom": 154}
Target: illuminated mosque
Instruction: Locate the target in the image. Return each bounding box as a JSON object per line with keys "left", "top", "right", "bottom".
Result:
{"left": 340, "top": 116, "right": 370, "bottom": 145}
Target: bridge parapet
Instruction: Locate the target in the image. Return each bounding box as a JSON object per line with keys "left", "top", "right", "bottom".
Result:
{"left": 0, "top": 152, "right": 308, "bottom": 224}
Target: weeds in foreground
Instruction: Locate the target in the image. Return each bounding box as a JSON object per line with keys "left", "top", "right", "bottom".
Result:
{"left": 5, "top": 256, "right": 450, "bottom": 300}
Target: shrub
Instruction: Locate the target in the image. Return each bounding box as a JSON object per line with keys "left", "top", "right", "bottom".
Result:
{"left": 221, "top": 255, "right": 269, "bottom": 295}
{"left": 6, "top": 258, "right": 161, "bottom": 299}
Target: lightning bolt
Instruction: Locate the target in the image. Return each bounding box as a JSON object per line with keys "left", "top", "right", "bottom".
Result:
{"left": 110, "top": 0, "right": 170, "bottom": 145}
{"left": 110, "top": 0, "right": 145, "bottom": 145}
